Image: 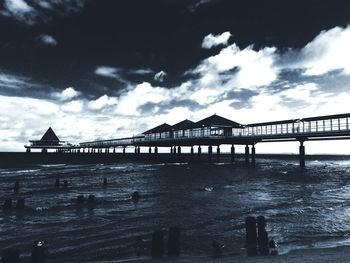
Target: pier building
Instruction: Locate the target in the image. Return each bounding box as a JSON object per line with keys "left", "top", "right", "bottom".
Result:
{"left": 25, "top": 127, "right": 72, "bottom": 153}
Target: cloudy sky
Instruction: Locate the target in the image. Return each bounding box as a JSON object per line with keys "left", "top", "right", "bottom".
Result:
{"left": 1, "top": 0, "right": 350, "bottom": 153}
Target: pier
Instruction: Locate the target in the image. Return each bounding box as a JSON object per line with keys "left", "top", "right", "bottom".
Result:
{"left": 25, "top": 113, "right": 350, "bottom": 167}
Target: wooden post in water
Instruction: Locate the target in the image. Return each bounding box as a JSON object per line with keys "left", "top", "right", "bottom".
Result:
{"left": 245, "top": 216, "right": 257, "bottom": 256}
{"left": 257, "top": 216, "right": 269, "bottom": 255}
{"left": 198, "top": 146, "right": 201, "bottom": 160}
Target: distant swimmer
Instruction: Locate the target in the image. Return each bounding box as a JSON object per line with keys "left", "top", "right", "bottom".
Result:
{"left": 132, "top": 191, "right": 140, "bottom": 204}
{"left": 14, "top": 181, "right": 20, "bottom": 193}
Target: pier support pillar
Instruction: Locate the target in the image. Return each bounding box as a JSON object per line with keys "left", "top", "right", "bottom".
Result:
{"left": 173, "top": 147, "right": 176, "bottom": 154}
{"left": 138, "top": 146, "right": 141, "bottom": 154}
{"left": 170, "top": 147, "right": 173, "bottom": 154}
{"left": 216, "top": 146, "right": 220, "bottom": 162}
{"left": 123, "top": 147, "right": 126, "bottom": 154}
{"left": 299, "top": 141, "right": 305, "bottom": 167}
{"left": 231, "top": 145, "right": 235, "bottom": 162}
{"left": 155, "top": 146, "right": 158, "bottom": 154}
{"left": 149, "top": 147, "right": 152, "bottom": 154}
{"left": 177, "top": 146, "right": 181, "bottom": 155}
{"left": 198, "top": 146, "right": 201, "bottom": 160}
{"left": 208, "top": 146, "right": 213, "bottom": 162}
{"left": 113, "top": 147, "right": 116, "bottom": 153}
{"left": 251, "top": 145, "right": 256, "bottom": 164}
{"left": 245, "top": 145, "right": 250, "bottom": 164}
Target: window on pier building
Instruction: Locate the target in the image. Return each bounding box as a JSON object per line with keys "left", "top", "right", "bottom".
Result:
{"left": 232, "top": 128, "right": 243, "bottom": 136}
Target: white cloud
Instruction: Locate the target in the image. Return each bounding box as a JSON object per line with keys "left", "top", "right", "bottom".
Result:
{"left": 60, "top": 100, "right": 83, "bottom": 113}
{"left": 39, "top": 34, "right": 57, "bottom": 45}
{"left": 287, "top": 25, "right": 350, "bottom": 75}
{"left": 88, "top": 95, "right": 118, "bottom": 110}
{"left": 192, "top": 43, "right": 278, "bottom": 92}
{"left": 4, "top": 0, "right": 33, "bottom": 13}
{"left": 202, "top": 31, "right": 232, "bottom": 49}
{"left": 279, "top": 83, "right": 319, "bottom": 101}
{"left": 53, "top": 87, "right": 80, "bottom": 101}
{"left": 154, "top": 70, "right": 167, "bottom": 82}
{"left": 94, "top": 66, "right": 120, "bottom": 79}
{"left": 116, "top": 82, "right": 170, "bottom": 115}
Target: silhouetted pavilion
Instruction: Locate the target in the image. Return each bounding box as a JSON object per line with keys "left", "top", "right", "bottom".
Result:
{"left": 25, "top": 127, "right": 71, "bottom": 152}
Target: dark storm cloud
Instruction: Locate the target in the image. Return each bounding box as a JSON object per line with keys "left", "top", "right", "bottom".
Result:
{"left": 1, "top": 0, "right": 350, "bottom": 97}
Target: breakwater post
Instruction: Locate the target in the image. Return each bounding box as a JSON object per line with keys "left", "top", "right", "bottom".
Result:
{"left": 245, "top": 216, "right": 257, "bottom": 256}
{"left": 152, "top": 230, "right": 164, "bottom": 258}
{"left": 257, "top": 216, "right": 269, "bottom": 255}
{"left": 231, "top": 144, "right": 235, "bottom": 162}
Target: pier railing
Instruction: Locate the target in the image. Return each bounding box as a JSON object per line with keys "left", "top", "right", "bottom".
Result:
{"left": 79, "top": 136, "right": 144, "bottom": 148}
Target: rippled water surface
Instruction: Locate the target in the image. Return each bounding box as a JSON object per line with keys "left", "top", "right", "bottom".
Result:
{"left": 2, "top": 157, "right": 350, "bottom": 261}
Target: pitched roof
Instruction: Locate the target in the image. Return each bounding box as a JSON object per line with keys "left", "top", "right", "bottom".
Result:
{"left": 143, "top": 123, "right": 172, "bottom": 134}
{"left": 172, "top": 119, "right": 194, "bottom": 131}
{"left": 191, "top": 114, "right": 242, "bottom": 128}
{"left": 40, "top": 127, "right": 60, "bottom": 141}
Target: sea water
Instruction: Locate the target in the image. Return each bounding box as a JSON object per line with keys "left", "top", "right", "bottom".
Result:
{"left": 1, "top": 157, "right": 350, "bottom": 262}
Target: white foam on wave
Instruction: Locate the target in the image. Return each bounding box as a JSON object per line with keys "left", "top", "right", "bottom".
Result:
{"left": 39, "top": 164, "right": 66, "bottom": 168}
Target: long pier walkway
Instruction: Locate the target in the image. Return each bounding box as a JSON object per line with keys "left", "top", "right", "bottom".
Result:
{"left": 25, "top": 113, "right": 350, "bottom": 167}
